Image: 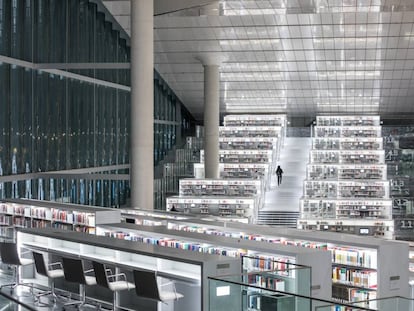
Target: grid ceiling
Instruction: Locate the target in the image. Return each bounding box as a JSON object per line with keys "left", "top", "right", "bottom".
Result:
{"left": 104, "top": 0, "right": 414, "bottom": 120}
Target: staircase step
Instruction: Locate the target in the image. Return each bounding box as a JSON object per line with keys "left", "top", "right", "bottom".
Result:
{"left": 257, "top": 211, "right": 300, "bottom": 227}
{"left": 261, "top": 137, "right": 311, "bottom": 225}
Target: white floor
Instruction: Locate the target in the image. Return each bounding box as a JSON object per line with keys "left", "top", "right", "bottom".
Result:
{"left": 263, "top": 137, "right": 311, "bottom": 213}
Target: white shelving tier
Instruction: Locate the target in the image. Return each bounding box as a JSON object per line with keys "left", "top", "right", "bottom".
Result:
{"left": 166, "top": 196, "right": 256, "bottom": 220}
{"left": 219, "top": 149, "right": 276, "bottom": 164}
{"left": 0, "top": 198, "right": 120, "bottom": 237}
{"left": 223, "top": 114, "right": 287, "bottom": 127}
{"left": 178, "top": 178, "right": 264, "bottom": 197}
{"left": 173, "top": 114, "right": 286, "bottom": 222}
{"left": 219, "top": 137, "right": 279, "bottom": 151}
{"left": 176, "top": 178, "right": 264, "bottom": 212}
{"left": 18, "top": 227, "right": 240, "bottom": 311}
{"left": 299, "top": 115, "right": 393, "bottom": 239}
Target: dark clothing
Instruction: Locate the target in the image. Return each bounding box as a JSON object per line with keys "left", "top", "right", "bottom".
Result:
{"left": 276, "top": 167, "right": 283, "bottom": 176}
{"left": 276, "top": 166, "right": 283, "bottom": 186}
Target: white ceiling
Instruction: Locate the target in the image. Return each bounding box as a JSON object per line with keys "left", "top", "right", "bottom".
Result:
{"left": 103, "top": 0, "right": 414, "bottom": 121}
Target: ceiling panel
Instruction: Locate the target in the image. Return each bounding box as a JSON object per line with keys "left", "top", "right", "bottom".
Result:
{"left": 103, "top": 0, "right": 414, "bottom": 120}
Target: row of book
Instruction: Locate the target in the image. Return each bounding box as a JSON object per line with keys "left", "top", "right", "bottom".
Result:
{"left": 332, "top": 285, "right": 376, "bottom": 303}
{"left": 330, "top": 248, "right": 377, "bottom": 268}
{"left": 0, "top": 215, "right": 12, "bottom": 225}
{"left": 332, "top": 266, "right": 377, "bottom": 288}
{"left": 247, "top": 274, "right": 285, "bottom": 291}
{"left": 51, "top": 210, "right": 95, "bottom": 226}
{"left": 169, "top": 224, "right": 328, "bottom": 249}
{"left": 31, "top": 208, "right": 52, "bottom": 219}
{"left": 101, "top": 230, "right": 298, "bottom": 266}
{"left": 243, "top": 256, "right": 293, "bottom": 276}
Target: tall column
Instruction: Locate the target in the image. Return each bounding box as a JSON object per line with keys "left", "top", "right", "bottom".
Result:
{"left": 130, "top": 0, "right": 154, "bottom": 209}
{"left": 203, "top": 64, "right": 220, "bottom": 179}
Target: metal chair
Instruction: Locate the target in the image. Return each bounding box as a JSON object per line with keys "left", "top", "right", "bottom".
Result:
{"left": 61, "top": 257, "right": 97, "bottom": 309}
{"left": 0, "top": 242, "right": 34, "bottom": 292}
{"left": 133, "top": 269, "right": 183, "bottom": 303}
{"left": 32, "top": 251, "right": 64, "bottom": 304}
{"left": 92, "top": 261, "right": 135, "bottom": 311}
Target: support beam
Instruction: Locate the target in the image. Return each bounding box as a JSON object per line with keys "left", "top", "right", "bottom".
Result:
{"left": 203, "top": 64, "right": 220, "bottom": 178}
{"left": 130, "top": 0, "right": 154, "bottom": 209}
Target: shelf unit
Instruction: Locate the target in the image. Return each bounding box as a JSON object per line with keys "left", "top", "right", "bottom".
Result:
{"left": 223, "top": 114, "right": 287, "bottom": 128}
{"left": 218, "top": 149, "right": 276, "bottom": 164}
{"left": 159, "top": 218, "right": 408, "bottom": 305}
{"left": 95, "top": 222, "right": 332, "bottom": 301}
{"left": 193, "top": 163, "right": 271, "bottom": 185}
{"left": 300, "top": 115, "right": 393, "bottom": 240}
{"left": 316, "top": 116, "right": 380, "bottom": 127}
{"left": 219, "top": 126, "right": 282, "bottom": 138}
{"left": 310, "top": 150, "right": 385, "bottom": 164}
{"left": 297, "top": 219, "right": 394, "bottom": 238}
{"left": 304, "top": 180, "right": 390, "bottom": 199}
{"left": 18, "top": 227, "right": 240, "bottom": 311}
{"left": 312, "top": 137, "right": 383, "bottom": 150}
{"left": 0, "top": 199, "right": 120, "bottom": 237}
{"left": 170, "top": 114, "right": 286, "bottom": 221}
{"left": 219, "top": 137, "right": 279, "bottom": 151}
{"left": 166, "top": 196, "right": 256, "bottom": 219}
{"left": 179, "top": 178, "right": 263, "bottom": 198}
{"left": 300, "top": 199, "right": 392, "bottom": 220}
{"left": 315, "top": 126, "right": 382, "bottom": 138}
{"left": 307, "top": 164, "right": 387, "bottom": 180}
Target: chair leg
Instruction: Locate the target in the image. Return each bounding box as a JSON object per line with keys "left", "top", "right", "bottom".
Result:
{"left": 34, "top": 279, "right": 65, "bottom": 306}
{"left": 63, "top": 284, "right": 86, "bottom": 310}
{"left": 0, "top": 266, "right": 33, "bottom": 296}
{"left": 112, "top": 291, "right": 117, "bottom": 311}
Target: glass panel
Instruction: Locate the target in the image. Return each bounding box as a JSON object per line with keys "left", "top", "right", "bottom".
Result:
{"left": 210, "top": 275, "right": 378, "bottom": 311}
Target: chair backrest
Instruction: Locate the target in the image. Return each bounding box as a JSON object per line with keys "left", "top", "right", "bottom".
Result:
{"left": 0, "top": 242, "right": 21, "bottom": 266}
{"left": 92, "top": 261, "right": 109, "bottom": 289}
{"left": 62, "top": 257, "right": 86, "bottom": 285}
{"left": 32, "top": 251, "right": 48, "bottom": 277}
{"left": 133, "top": 270, "right": 160, "bottom": 301}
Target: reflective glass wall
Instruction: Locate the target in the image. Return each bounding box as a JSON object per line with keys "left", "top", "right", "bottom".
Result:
{"left": 0, "top": 0, "right": 195, "bottom": 207}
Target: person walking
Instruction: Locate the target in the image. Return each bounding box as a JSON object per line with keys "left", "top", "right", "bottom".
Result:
{"left": 276, "top": 165, "right": 284, "bottom": 186}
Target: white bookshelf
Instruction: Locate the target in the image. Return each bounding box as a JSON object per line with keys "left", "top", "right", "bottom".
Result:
{"left": 304, "top": 180, "right": 390, "bottom": 199}
{"left": 315, "top": 126, "right": 382, "bottom": 138}
{"left": 0, "top": 199, "right": 120, "bottom": 236}
{"left": 223, "top": 114, "right": 287, "bottom": 127}
{"left": 96, "top": 222, "right": 332, "bottom": 301}
{"left": 166, "top": 196, "right": 256, "bottom": 220}
{"left": 316, "top": 116, "right": 381, "bottom": 127}
{"left": 297, "top": 218, "right": 395, "bottom": 238}
{"left": 162, "top": 218, "right": 409, "bottom": 306}
{"left": 218, "top": 149, "right": 276, "bottom": 164}
{"left": 312, "top": 137, "right": 383, "bottom": 150}
{"left": 219, "top": 137, "right": 279, "bottom": 151}
{"left": 219, "top": 126, "right": 283, "bottom": 138}
{"left": 307, "top": 164, "right": 387, "bottom": 180}
{"left": 193, "top": 163, "right": 271, "bottom": 188}
{"left": 179, "top": 178, "right": 263, "bottom": 198}
{"left": 309, "top": 150, "right": 385, "bottom": 164}
{"left": 300, "top": 115, "right": 393, "bottom": 239}
{"left": 300, "top": 199, "right": 392, "bottom": 220}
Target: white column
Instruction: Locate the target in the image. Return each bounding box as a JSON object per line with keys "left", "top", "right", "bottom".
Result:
{"left": 203, "top": 64, "right": 220, "bottom": 179}
{"left": 130, "top": 0, "right": 154, "bottom": 209}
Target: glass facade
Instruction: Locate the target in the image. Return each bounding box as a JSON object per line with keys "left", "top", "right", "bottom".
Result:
{"left": 0, "top": 0, "right": 195, "bottom": 207}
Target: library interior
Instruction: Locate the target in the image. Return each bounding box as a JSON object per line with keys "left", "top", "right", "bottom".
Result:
{"left": 1, "top": 0, "right": 414, "bottom": 310}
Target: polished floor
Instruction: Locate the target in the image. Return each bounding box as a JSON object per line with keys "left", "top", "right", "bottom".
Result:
{"left": 0, "top": 272, "right": 104, "bottom": 311}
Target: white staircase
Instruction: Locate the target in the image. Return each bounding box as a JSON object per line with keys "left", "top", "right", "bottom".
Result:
{"left": 257, "top": 137, "right": 311, "bottom": 226}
